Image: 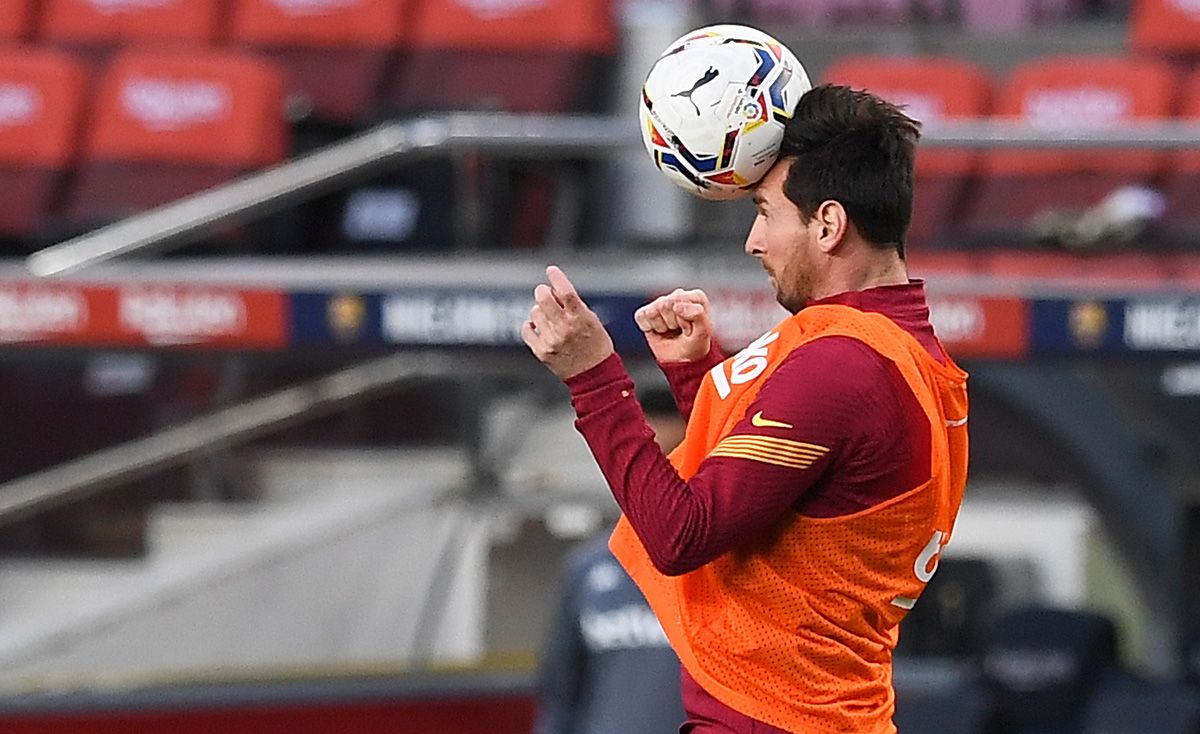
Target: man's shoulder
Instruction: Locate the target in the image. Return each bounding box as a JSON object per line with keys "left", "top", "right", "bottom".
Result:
{"left": 771, "top": 335, "right": 896, "bottom": 391}
{"left": 793, "top": 299, "right": 945, "bottom": 364}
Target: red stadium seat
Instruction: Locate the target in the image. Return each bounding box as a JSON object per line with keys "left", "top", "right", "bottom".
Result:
{"left": 1131, "top": 0, "right": 1200, "bottom": 60}
{"left": 0, "top": 48, "right": 86, "bottom": 241}
{"left": 66, "top": 50, "right": 288, "bottom": 228}
{"left": 375, "top": 0, "right": 619, "bottom": 254}
{"left": 962, "top": 56, "right": 1178, "bottom": 244}
{"left": 229, "top": 0, "right": 411, "bottom": 124}
{"left": 0, "top": 0, "right": 35, "bottom": 41}
{"left": 39, "top": 0, "right": 223, "bottom": 56}
{"left": 824, "top": 56, "right": 991, "bottom": 248}
{"left": 385, "top": 0, "right": 617, "bottom": 113}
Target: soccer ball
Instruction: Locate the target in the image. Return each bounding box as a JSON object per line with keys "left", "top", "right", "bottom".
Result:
{"left": 639, "top": 24, "right": 811, "bottom": 201}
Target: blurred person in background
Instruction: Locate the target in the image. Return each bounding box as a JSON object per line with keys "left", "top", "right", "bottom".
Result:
{"left": 522, "top": 85, "right": 969, "bottom": 733}
{"left": 533, "top": 386, "right": 687, "bottom": 734}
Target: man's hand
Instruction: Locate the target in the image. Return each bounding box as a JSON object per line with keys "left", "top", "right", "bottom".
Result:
{"left": 522, "top": 266, "right": 615, "bottom": 380}
{"left": 634, "top": 288, "right": 714, "bottom": 363}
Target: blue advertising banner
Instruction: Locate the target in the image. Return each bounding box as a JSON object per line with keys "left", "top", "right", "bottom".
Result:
{"left": 1031, "top": 298, "right": 1124, "bottom": 355}
{"left": 1032, "top": 297, "right": 1200, "bottom": 356}
{"left": 289, "top": 290, "right": 1200, "bottom": 358}
{"left": 380, "top": 290, "right": 532, "bottom": 346}
{"left": 290, "top": 292, "right": 384, "bottom": 346}
{"left": 376, "top": 290, "right": 650, "bottom": 353}
{"left": 1120, "top": 298, "right": 1200, "bottom": 353}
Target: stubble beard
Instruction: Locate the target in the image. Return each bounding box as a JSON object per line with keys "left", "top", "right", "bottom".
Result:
{"left": 770, "top": 264, "right": 810, "bottom": 315}
{"left": 775, "top": 289, "right": 804, "bottom": 315}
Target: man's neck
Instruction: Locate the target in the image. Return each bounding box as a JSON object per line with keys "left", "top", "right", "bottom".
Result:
{"left": 809, "top": 253, "right": 909, "bottom": 302}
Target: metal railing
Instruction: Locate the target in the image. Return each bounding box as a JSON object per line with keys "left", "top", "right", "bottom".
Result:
{"left": 25, "top": 115, "right": 631, "bottom": 277}
{"left": 0, "top": 351, "right": 454, "bottom": 528}
{"left": 25, "top": 114, "right": 1200, "bottom": 277}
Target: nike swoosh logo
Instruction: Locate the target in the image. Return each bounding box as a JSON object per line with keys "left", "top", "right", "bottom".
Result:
{"left": 750, "top": 411, "right": 793, "bottom": 429}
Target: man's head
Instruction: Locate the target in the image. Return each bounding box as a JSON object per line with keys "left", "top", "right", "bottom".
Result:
{"left": 745, "top": 84, "right": 921, "bottom": 313}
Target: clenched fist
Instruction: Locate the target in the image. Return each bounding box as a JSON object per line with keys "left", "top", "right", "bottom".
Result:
{"left": 634, "top": 288, "right": 714, "bottom": 363}
{"left": 522, "top": 266, "right": 615, "bottom": 380}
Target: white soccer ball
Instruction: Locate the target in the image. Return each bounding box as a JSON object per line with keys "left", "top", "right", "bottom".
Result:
{"left": 639, "top": 24, "right": 811, "bottom": 201}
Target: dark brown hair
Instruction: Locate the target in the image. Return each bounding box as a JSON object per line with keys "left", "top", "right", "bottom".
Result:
{"left": 779, "top": 84, "right": 921, "bottom": 257}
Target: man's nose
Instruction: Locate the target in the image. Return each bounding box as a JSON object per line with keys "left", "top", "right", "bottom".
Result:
{"left": 744, "top": 220, "right": 764, "bottom": 257}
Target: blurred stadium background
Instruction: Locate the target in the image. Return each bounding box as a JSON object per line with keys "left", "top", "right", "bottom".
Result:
{"left": 0, "top": 0, "right": 1199, "bottom": 732}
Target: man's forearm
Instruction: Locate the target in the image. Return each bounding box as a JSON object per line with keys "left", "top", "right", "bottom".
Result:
{"left": 565, "top": 353, "right": 772, "bottom": 576}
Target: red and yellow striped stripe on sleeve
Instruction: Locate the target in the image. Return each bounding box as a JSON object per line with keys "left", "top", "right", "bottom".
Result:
{"left": 708, "top": 434, "right": 830, "bottom": 470}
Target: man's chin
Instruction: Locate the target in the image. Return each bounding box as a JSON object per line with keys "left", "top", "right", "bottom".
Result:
{"left": 765, "top": 275, "right": 800, "bottom": 313}
{"left": 772, "top": 292, "right": 799, "bottom": 314}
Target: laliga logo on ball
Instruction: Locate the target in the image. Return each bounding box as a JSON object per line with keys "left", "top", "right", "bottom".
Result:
{"left": 639, "top": 24, "right": 811, "bottom": 201}
{"left": 735, "top": 91, "right": 762, "bottom": 122}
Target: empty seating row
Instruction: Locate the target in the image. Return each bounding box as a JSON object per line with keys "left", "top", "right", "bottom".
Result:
{"left": 0, "top": 0, "right": 613, "bottom": 48}
{"left": 693, "top": 1, "right": 1200, "bottom": 62}
{"left": 699, "top": 0, "right": 1126, "bottom": 29}
{"left": 0, "top": 45, "right": 580, "bottom": 254}
{"left": 825, "top": 54, "right": 1200, "bottom": 248}
{"left": 0, "top": 0, "right": 617, "bottom": 122}
{"left": 11, "top": 48, "right": 1200, "bottom": 252}
{"left": 0, "top": 48, "right": 288, "bottom": 241}
{"left": 700, "top": 1, "right": 1200, "bottom": 64}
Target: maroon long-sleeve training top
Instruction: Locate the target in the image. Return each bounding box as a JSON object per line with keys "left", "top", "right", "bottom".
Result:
{"left": 563, "top": 280, "right": 946, "bottom": 733}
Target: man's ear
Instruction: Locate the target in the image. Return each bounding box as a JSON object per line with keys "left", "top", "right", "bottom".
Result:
{"left": 815, "top": 200, "right": 848, "bottom": 254}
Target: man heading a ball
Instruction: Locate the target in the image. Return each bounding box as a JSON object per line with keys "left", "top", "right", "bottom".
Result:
{"left": 523, "top": 84, "right": 970, "bottom": 734}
